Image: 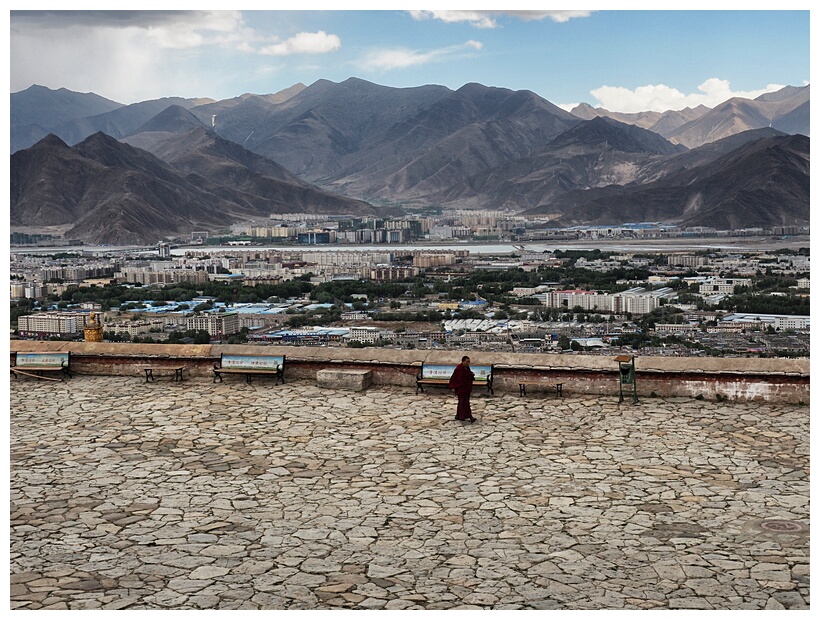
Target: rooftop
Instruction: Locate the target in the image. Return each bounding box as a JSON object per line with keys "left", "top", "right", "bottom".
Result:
{"left": 10, "top": 376, "right": 809, "bottom": 610}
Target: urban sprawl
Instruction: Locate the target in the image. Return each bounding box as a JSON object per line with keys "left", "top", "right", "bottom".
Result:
{"left": 10, "top": 213, "right": 809, "bottom": 358}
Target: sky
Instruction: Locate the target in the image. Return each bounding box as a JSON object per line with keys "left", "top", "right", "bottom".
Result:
{"left": 6, "top": 5, "right": 813, "bottom": 114}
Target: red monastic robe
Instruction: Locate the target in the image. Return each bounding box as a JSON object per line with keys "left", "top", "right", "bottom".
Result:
{"left": 448, "top": 363, "right": 475, "bottom": 420}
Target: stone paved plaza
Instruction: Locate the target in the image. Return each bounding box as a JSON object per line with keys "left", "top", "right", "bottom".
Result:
{"left": 9, "top": 376, "right": 810, "bottom": 610}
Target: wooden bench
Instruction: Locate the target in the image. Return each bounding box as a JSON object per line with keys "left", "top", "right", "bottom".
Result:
{"left": 213, "top": 353, "right": 285, "bottom": 385}
{"left": 518, "top": 381, "right": 564, "bottom": 398}
{"left": 11, "top": 352, "right": 71, "bottom": 381}
{"left": 144, "top": 366, "right": 186, "bottom": 383}
{"left": 416, "top": 363, "right": 493, "bottom": 395}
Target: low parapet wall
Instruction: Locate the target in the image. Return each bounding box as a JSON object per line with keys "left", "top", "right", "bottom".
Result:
{"left": 9, "top": 341, "right": 810, "bottom": 404}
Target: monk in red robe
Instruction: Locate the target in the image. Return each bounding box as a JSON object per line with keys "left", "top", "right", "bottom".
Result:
{"left": 448, "top": 356, "right": 476, "bottom": 423}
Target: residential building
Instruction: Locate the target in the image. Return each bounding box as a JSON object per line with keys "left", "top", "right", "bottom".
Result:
{"left": 667, "top": 254, "right": 709, "bottom": 268}
{"left": 698, "top": 278, "right": 752, "bottom": 294}
{"left": 341, "top": 311, "right": 370, "bottom": 321}
{"left": 186, "top": 312, "right": 240, "bottom": 337}
{"left": 106, "top": 320, "right": 165, "bottom": 337}
{"left": 347, "top": 326, "right": 386, "bottom": 344}
{"left": 775, "top": 316, "right": 810, "bottom": 330}
{"left": 18, "top": 312, "right": 85, "bottom": 339}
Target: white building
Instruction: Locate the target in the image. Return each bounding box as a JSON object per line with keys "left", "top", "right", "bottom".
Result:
{"left": 10, "top": 281, "right": 44, "bottom": 300}
{"left": 347, "top": 326, "right": 386, "bottom": 344}
{"left": 117, "top": 266, "right": 209, "bottom": 285}
{"left": 720, "top": 313, "right": 810, "bottom": 331}
{"left": 186, "top": 312, "right": 240, "bottom": 337}
{"left": 541, "top": 287, "right": 676, "bottom": 316}
{"left": 18, "top": 312, "right": 85, "bottom": 338}
{"left": 775, "top": 316, "right": 810, "bottom": 330}
{"left": 698, "top": 278, "right": 751, "bottom": 294}
{"left": 106, "top": 319, "right": 165, "bottom": 337}
{"left": 341, "top": 311, "right": 369, "bottom": 321}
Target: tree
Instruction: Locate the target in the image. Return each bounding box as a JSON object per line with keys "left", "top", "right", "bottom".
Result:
{"left": 456, "top": 309, "right": 484, "bottom": 320}
{"left": 103, "top": 330, "right": 129, "bottom": 342}
{"left": 226, "top": 328, "right": 249, "bottom": 344}
{"left": 10, "top": 298, "right": 36, "bottom": 328}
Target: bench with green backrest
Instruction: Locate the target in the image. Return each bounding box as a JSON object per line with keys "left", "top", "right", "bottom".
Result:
{"left": 213, "top": 353, "right": 285, "bottom": 385}
{"left": 11, "top": 352, "right": 71, "bottom": 381}
{"left": 416, "top": 362, "right": 493, "bottom": 395}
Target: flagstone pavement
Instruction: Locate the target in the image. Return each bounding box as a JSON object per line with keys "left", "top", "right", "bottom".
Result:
{"left": 9, "top": 375, "right": 809, "bottom": 610}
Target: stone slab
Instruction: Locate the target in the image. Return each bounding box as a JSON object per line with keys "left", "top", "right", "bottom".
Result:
{"left": 9, "top": 376, "right": 809, "bottom": 610}
{"left": 316, "top": 368, "right": 372, "bottom": 391}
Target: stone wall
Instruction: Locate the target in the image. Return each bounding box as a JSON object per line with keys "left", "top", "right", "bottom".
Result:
{"left": 9, "top": 341, "right": 810, "bottom": 403}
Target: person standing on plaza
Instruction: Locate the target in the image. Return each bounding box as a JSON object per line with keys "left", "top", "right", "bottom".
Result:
{"left": 448, "top": 355, "right": 476, "bottom": 423}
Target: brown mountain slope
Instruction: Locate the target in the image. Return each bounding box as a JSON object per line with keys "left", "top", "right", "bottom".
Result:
{"left": 570, "top": 85, "right": 809, "bottom": 149}
{"left": 11, "top": 131, "right": 384, "bottom": 244}
{"left": 667, "top": 86, "right": 809, "bottom": 147}
{"left": 570, "top": 102, "right": 708, "bottom": 137}
{"left": 350, "top": 85, "right": 580, "bottom": 200}
{"left": 525, "top": 133, "right": 809, "bottom": 229}
{"left": 122, "top": 124, "right": 386, "bottom": 216}
{"left": 430, "top": 116, "right": 686, "bottom": 211}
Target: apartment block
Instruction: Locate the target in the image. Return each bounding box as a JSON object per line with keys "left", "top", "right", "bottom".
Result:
{"left": 18, "top": 312, "right": 86, "bottom": 338}
{"left": 106, "top": 320, "right": 165, "bottom": 337}
{"left": 186, "top": 312, "right": 240, "bottom": 337}
{"left": 698, "top": 278, "right": 751, "bottom": 294}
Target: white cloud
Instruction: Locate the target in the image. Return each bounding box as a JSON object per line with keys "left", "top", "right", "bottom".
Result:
{"left": 409, "top": 11, "right": 497, "bottom": 29}
{"left": 409, "top": 10, "right": 592, "bottom": 28}
{"left": 585, "top": 78, "right": 787, "bottom": 113}
{"left": 144, "top": 11, "right": 252, "bottom": 49}
{"left": 258, "top": 31, "right": 341, "bottom": 56}
{"left": 505, "top": 11, "right": 593, "bottom": 24}
{"left": 10, "top": 11, "right": 259, "bottom": 102}
{"left": 359, "top": 48, "right": 441, "bottom": 71}
{"left": 10, "top": 11, "right": 343, "bottom": 102}
{"left": 11, "top": 11, "right": 253, "bottom": 49}
{"left": 358, "top": 40, "right": 483, "bottom": 72}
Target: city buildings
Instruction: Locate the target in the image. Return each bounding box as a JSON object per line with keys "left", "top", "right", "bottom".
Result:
{"left": 542, "top": 287, "right": 677, "bottom": 315}
{"left": 9, "top": 228, "right": 810, "bottom": 358}
{"left": 186, "top": 312, "right": 240, "bottom": 337}
{"left": 18, "top": 312, "right": 86, "bottom": 339}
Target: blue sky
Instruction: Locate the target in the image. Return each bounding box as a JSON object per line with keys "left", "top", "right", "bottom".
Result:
{"left": 9, "top": 7, "right": 811, "bottom": 113}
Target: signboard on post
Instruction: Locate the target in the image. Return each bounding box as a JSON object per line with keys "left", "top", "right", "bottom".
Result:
{"left": 614, "top": 355, "right": 638, "bottom": 404}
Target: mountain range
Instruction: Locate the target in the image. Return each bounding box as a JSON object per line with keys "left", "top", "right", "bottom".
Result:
{"left": 10, "top": 79, "right": 810, "bottom": 244}
{"left": 10, "top": 127, "right": 381, "bottom": 244}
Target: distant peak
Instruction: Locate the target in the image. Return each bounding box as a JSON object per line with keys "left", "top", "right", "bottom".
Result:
{"left": 32, "top": 133, "right": 71, "bottom": 149}
{"left": 457, "top": 82, "right": 496, "bottom": 93}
